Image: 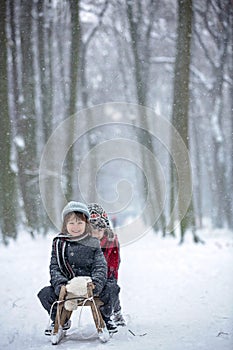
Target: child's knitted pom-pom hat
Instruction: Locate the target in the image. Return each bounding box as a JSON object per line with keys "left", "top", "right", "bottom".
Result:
{"left": 87, "top": 203, "right": 110, "bottom": 227}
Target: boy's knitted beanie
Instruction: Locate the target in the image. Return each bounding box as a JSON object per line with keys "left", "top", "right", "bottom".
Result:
{"left": 62, "top": 201, "right": 90, "bottom": 221}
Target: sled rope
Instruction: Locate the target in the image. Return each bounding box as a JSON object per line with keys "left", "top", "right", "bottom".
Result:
{"left": 47, "top": 299, "right": 64, "bottom": 330}
{"left": 77, "top": 296, "right": 102, "bottom": 339}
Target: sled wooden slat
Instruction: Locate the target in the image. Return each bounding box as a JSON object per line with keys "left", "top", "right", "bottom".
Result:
{"left": 53, "top": 283, "right": 105, "bottom": 336}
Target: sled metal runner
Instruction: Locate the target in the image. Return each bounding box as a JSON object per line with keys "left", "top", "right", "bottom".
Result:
{"left": 51, "top": 284, "right": 110, "bottom": 345}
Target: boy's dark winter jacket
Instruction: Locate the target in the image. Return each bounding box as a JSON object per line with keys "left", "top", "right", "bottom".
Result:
{"left": 50, "top": 233, "right": 107, "bottom": 296}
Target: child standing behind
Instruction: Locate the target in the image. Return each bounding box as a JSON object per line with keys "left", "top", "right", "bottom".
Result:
{"left": 88, "top": 203, "right": 126, "bottom": 326}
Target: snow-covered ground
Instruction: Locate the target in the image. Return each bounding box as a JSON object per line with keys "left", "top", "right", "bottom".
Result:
{"left": 1, "top": 227, "right": 233, "bottom": 350}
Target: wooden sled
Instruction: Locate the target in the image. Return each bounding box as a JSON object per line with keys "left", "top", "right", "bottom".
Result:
{"left": 51, "top": 283, "right": 109, "bottom": 345}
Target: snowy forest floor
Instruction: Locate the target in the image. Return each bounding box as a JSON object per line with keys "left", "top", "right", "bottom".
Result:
{"left": 0, "top": 226, "right": 233, "bottom": 350}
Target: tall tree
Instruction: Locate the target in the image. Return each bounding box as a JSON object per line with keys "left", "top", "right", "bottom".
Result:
{"left": 64, "top": 0, "right": 80, "bottom": 200}
{"left": 126, "top": 0, "right": 166, "bottom": 234}
{"left": 76, "top": 0, "right": 109, "bottom": 203}
{"left": 208, "top": 0, "right": 232, "bottom": 229}
{"left": 171, "top": 0, "right": 200, "bottom": 243}
{"left": 193, "top": 0, "right": 233, "bottom": 230}
{"left": 8, "top": 0, "right": 40, "bottom": 233}
{"left": 0, "top": 0, "right": 17, "bottom": 243}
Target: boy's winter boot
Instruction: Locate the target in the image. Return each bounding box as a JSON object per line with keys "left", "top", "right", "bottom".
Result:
{"left": 44, "top": 322, "right": 54, "bottom": 336}
{"left": 113, "top": 311, "right": 126, "bottom": 326}
{"left": 103, "top": 316, "right": 118, "bottom": 334}
{"left": 44, "top": 319, "right": 71, "bottom": 336}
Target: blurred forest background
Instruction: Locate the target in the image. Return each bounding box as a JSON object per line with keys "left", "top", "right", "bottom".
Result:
{"left": 0, "top": 0, "right": 232, "bottom": 245}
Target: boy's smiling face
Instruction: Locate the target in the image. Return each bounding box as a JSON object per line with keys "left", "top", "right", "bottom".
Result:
{"left": 66, "top": 213, "right": 86, "bottom": 237}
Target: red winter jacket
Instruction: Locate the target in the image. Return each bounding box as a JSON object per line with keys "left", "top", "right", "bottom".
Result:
{"left": 100, "top": 234, "right": 120, "bottom": 280}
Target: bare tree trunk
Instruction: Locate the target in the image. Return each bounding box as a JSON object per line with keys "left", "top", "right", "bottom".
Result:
{"left": 65, "top": 0, "right": 80, "bottom": 200}
{"left": 41, "top": 0, "right": 53, "bottom": 143}
{"left": 191, "top": 114, "right": 203, "bottom": 229}
{"left": 227, "top": 7, "right": 233, "bottom": 229}
{"left": 193, "top": 0, "right": 233, "bottom": 230}
{"left": 0, "top": 0, "right": 17, "bottom": 243}
{"left": 77, "top": 0, "right": 109, "bottom": 203}
{"left": 210, "top": 3, "right": 231, "bottom": 229}
{"left": 171, "top": 0, "right": 200, "bottom": 243}
{"left": 8, "top": 0, "right": 40, "bottom": 233}
{"left": 126, "top": 0, "right": 166, "bottom": 234}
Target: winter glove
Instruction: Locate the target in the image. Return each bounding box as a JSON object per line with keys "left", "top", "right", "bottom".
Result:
{"left": 66, "top": 276, "right": 92, "bottom": 296}
{"left": 64, "top": 277, "right": 92, "bottom": 311}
